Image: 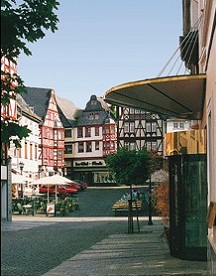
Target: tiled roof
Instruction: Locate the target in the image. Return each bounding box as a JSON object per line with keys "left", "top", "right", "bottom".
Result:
{"left": 77, "top": 94, "right": 113, "bottom": 126}
{"left": 56, "top": 95, "right": 83, "bottom": 127}
{"left": 16, "top": 94, "right": 42, "bottom": 123}
{"left": 22, "top": 87, "right": 52, "bottom": 119}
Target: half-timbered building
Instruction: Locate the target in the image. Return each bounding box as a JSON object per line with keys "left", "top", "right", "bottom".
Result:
{"left": 22, "top": 87, "right": 65, "bottom": 177}
{"left": 56, "top": 95, "right": 82, "bottom": 178}
{"left": 73, "top": 95, "right": 117, "bottom": 185}
{"left": 1, "top": 57, "right": 18, "bottom": 221}
{"left": 116, "top": 106, "right": 164, "bottom": 156}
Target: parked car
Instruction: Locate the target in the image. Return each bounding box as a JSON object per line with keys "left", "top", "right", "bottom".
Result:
{"left": 39, "top": 184, "right": 78, "bottom": 196}
{"left": 67, "top": 181, "right": 81, "bottom": 191}
{"left": 73, "top": 180, "right": 88, "bottom": 190}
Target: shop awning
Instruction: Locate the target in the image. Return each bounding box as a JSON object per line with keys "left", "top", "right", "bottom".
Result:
{"left": 105, "top": 74, "right": 206, "bottom": 119}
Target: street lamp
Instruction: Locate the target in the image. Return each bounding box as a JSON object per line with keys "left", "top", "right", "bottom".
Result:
{"left": 19, "top": 161, "right": 24, "bottom": 198}
{"left": 148, "top": 175, "right": 153, "bottom": 225}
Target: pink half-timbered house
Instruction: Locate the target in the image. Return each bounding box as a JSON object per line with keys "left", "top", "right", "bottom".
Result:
{"left": 1, "top": 57, "right": 18, "bottom": 160}
{"left": 22, "top": 87, "right": 65, "bottom": 177}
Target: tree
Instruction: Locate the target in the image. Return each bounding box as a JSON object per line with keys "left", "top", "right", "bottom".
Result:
{"left": 1, "top": 0, "right": 59, "bottom": 160}
{"left": 106, "top": 147, "right": 151, "bottom": 233}
{"left": 106, "top": 147, "right": 150, "bottom": 185}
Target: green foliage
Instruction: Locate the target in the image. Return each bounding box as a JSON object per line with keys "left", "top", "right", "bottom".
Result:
{"left": 106, "top": 147, "right": 151, "bottom": 185}
{"left": 1, "top": 0, "right": 59, "bottom": 62}
{"left": 1, "top": 0, "right": 59, "bottom": 157}
{"left": 1, "top": 120, "right": 31, "bottom": 148}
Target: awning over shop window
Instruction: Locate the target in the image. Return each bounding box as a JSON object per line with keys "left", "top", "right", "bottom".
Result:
{"left": 105, "top": 74, "right": 206, "bottom": 120}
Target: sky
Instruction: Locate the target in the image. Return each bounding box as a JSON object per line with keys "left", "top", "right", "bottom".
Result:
{"left": 18, "top": 0, "right": 183, "bottom": 109}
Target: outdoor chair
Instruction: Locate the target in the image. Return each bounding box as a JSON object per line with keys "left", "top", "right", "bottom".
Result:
{"left": 16, "top": 202, "right": 24, "bottom": 215}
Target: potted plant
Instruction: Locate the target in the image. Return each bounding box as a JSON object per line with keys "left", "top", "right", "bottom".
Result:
{"left": 153, "top": 179, "right": 170, "bottom": 245}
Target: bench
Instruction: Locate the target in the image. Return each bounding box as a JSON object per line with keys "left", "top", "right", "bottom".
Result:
{"left": 112, "top": 200, "right": 143, "bottom": 216}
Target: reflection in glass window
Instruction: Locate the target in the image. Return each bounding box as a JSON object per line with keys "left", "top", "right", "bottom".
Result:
{"left": 65, "top": 129, "right": 72, "bottom": 138}
{"left": 65, "top": 144, "right": 72, "bottom": 154}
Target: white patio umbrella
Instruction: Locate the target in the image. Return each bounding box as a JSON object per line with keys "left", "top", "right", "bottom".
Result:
{"left": 12, "top": 173, "right": 32, "bottom": 198}
{"left": 151, "top": 169, "right": 169, "bottom": 183}
{"left": 12, "top": 173, "right": 29, "bottom": 184}
{"left": 32, "top": 175, "right": 74, "bottom": 203}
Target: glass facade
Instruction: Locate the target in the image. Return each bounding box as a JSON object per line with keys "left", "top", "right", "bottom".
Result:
{"left": 169, "top": 154, "right": 207, "bottom": 261}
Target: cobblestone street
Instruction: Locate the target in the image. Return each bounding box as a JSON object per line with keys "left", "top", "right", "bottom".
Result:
{"left": 1, "top": 187, "right": 146, "bottom": 276}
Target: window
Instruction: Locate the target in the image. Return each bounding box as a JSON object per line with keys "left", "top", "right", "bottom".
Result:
{"left": 146, "top": 122, "right": 151, "bottom": 132}
{"left": 95, "top": 126, "right": 99, "bottom": 136}
{"left": 152, "top": 141, "right": 157, "bottom": 151}
{"left": 110, "top": 141, "right": 115, "bottom": 149}
{"left": 124, "top": 141, "right": 129, "bottom": 150}
{"left": 146, "top": 141, "right": 157, "bottom": 151}
{"left": 53, "top": 129, "right": 58, "bottom": 140}
{"left": 110, "top": 125, "right": 115, "bottom": 134}
{"left": 58, "top": 130, "right": 63, "bottom": 140}
{"left": 58, "top": 150, "right": 63, "bottom": 160}
{"left": 95, "top": 113, "right": 99, "bottom": 120}
{"left": 14, "top": 148, "right": 17, "bottom": 157}
{"left": 25, "top": 142, "right": 28, "bottom": 159}
{"left": 173, "top": 122, "right": 178, "bottom": 129}
{"left": 30, "top": 144, "right": 33, "bottom": 160}
{"left": 124, "top": 122, "right": 129, "bottom": 132}
{"left": 89, "top": 113, "right": 94, "bottom": 120}
{"left": 179, "top": 122, "right": 184, "bottom": 129}
{"left": 130, "top": 122, "right": 135, "bottom": 132}
{"left": 78, "top": 142, "right": 84, "bottom": 153}
{"left": 130, "top": 108, "right": 134, "bottom": 114}
{"left": 152, "top": 122, "right": 157, "bottom": 132}
{"left": 95, "top": 141, "right": 100, "bottom": 150}
{"left": 77, "top": 127, "right": 83, "bottom": 138}
{"left": 65, "top": 144, "right": 72, "bottom": 154}
{"left": 130, "top": 142, "right": 136, "bottom": 151}
{"left": 146, "top": 141, "right": 152, "bottom": 151}
{"left": 65, "top": 129, "right": 72, "bottom": 138}
{"left": 35, "top": 145, "right": 38, "bottom": 160}
{"left": 86, "top": 142, "right": 92, "bottom": 152}
{"left": 85, "top": 127, "right": 91, "bottom": 137}
{"left": 18, "top": 148, "right": 21, "bottom": 158}
{"left": 124, "top": 122, "right": 134, "bottom": 133}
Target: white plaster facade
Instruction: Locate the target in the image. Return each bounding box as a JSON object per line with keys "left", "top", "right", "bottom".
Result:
{"left": 8, "top": 100, "right": 41, "bottom": 181}
{"left": 198, "top": 0, "right": 216, "bottom": 272}
{"left": 166, "top": 119, "right": 194, "bottom": 133}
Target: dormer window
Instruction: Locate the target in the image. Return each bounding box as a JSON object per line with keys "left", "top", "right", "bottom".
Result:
{"left": 95, "top": 113, "right": 99, "bottom": 120}
{"left": 91, "top": 100, "right": 97, "bottom": 105}
{"left": 89, "top": 113, "right": 94, "bottom": 120}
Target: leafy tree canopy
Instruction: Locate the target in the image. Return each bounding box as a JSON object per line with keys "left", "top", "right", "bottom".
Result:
{"left": 1, "top": 0, "right": 59, "bottom": 61}
{"left": 1, "top": 0, "right": 59, "bottom": 158}
{"left": 106, "top": 147, "right": 151, "bottom": 185}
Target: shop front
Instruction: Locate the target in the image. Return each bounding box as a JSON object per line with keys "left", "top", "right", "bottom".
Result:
{"left": 72, "top": 159, "right": 115, "bottom": 186}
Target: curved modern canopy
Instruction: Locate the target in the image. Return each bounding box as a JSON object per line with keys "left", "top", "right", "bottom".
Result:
{"left": 105, "top": 74, "right": 206, "bottom": 119}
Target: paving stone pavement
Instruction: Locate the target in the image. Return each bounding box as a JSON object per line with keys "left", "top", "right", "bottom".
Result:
{"left": 1, "top": 188, "right": 208, "bottom": 276}
{"left": 41, "top": 220, "right": 207, "bottom": 276}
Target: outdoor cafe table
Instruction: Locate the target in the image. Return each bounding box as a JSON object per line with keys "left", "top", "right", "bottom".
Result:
{"left": 22, "top": 204, "right": 32, "bottom": 215}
